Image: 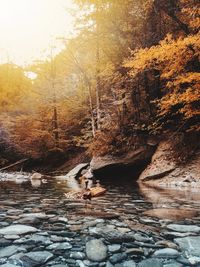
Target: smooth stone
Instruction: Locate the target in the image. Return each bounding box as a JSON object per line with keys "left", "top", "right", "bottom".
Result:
{"left": 86, "top": 239, "right": 107, "bottom": 262}
{"left": 0, "top": 222, "right": 9, "bottom": 227}
{"left": 123, "top": 260, "right": 136, "bottom": 267}
{"left": 47, "top": 242, "right": 72, "bottom": 250}
{"left": 126, "top": 248, "right": 144, "bottom": 255}
{"left": 106, "top": 262, "right": 114, "bottom": 267}
{"left": 20, "top": 213, "right": 47, "bottom": 219}
{"left": 153, "top": 248, "right": 179, "bottom": 258}
{"left": 138, "top": 258, "right": 163, "bottom": 267}
{"left": 133, "top": 233, "right": 153, "bottom": 243}
{"left": 176, "top": 255, "right": 191, "bottom": 265}
{"left": 0, "top": 238, "right": 12, "bottom": 246}
{"left": 0, "top": 225, "right": 38, "bottom": 235}
{"left": 21, "top": 251, "right": 53, "bottom": 264}
{"left": 4, "top": 235, "right": 20, "bottom": 240}
{"left": 0, "top": 264, "right": 17, "bottom": 267}
{"left": 166, "top": 224, "right": 200, "bottom": 233}
{"left": 51, "top": 265, "right": 69, "bottom": 267}
{"left": 0, "top": 245, "right": 26, "bottom": 258}
{"left": 117, "top": 228, "right": 130, "bottom": 234}
{"left": 174, "top": 236, "right": 200, "bottom": 257}
{"left": 188, "top": 256, "right": 200, "bottom": 265}
{"left": 108, "top": 245, "right": 121, "bottom": 253}
{"left": 163, "top": 231, "right": 194, "bottom": 238}
{"left": 155, "top": 240, "right": 178, "bottom": 250}
{"left": 103, "top": 231, "right": 135, "bottom": 243}
{"left": 16, "top": 217, "right": 40, "bottom": 224}
{"left": 70, "top": 252, "right": 85, "bottom": 260}
{"left": 109, "top": 253, "right": 127, "bottom": 264}
{"left": 115, "top": 264, "right": 123, "bottom": 267}
{"left": 163, "top": 264, "right": 183, "bottom": 267}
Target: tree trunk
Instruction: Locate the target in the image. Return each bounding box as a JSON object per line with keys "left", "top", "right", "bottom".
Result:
{"left": 96, "top": 1, "right": 101, "bottom": 131}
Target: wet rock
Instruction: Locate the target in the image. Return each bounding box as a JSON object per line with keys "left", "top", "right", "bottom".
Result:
{"left": 102, "top": 231, "right": 135, "bottom": 243}
{"left": 0, "top": 245, "right": 26, "bottom": 258}
{"left": 166, "top": 224, "right": 200, "bottom": 233}
{"left": 109, "top": 253, "right": 127, "bottom": 264}
{"left": 47, "top": 242, "right": 72, "bottom": 251}
{"left": 133, "top": 233, "right": 153, "bottom": 243}
{"left": 176, "top": 255, "right": 191, "bottom": 265}
{"left": 70, "top": 252, "right": 85, "bottom": 260}
{"left": 117, "top": 228, "right": 130, "bottom": 234}
{"left": 86, "top": 239, "right": 107, "bottom": 262}
{"left": 123, "top": 260, "right": 136, "bottom": 267}
{"left": 163, "top": 263, "right": 183, "bottom": 267}
{"left": 138, "top": 258, "right": 163, "bottom": 267}
{"left": 16, "top": 217, "right": 40, "bottom": 225}
{"left": 4, "top": 235, "right": 20, "bottom": 240}
{"left": 20, "top": 213, "right": 47, "bottom": 219}
{"left": 14, "top": 234, "right": 51, "bottom": 245}
{"left": 21, "top": 251, "right": 53, "bottom": 266}
{"left": 126, "top": 248, "right": 144, "bottom": 256}
{"left": 174, "top": 236, "right": 200, "bottom": 257}
{"left": 153, "top": 248, "right": 179, "bottom": 258}
{"left": 108, "top": 244, "right": 121, "bottom": 253}
{"left": 0, "top": 225, "right": 38, "bottom": 235}
{"left": 0, "top": 222, "right": 9, "bottom": 227}
{"left": 188, "top": 256, "right": 200, "bottom": 265}
{"left": 0, "top": 238, "right": 12, "bottom": 247}
{"left": 0, "top": 264, "right": 17, "bottom": 267}
{"left": 106, "top": 262, "right": 114, "bottom": 267}
{"left": 62, "top": 163, "right": 89, "bottom": 180}
{"left": 162, "top": 231, "right": 193, "bottom": 239}
{"left": 155, "top": 240, "right": 179, "bottom": 250}
{"left": 50, "top": 265, "right": 69, "bottom": 267}
{"left": 50, "top": 235, "right": 69, "bottom": 242}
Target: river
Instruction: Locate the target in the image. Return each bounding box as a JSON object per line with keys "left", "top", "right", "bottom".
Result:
{"left": 0, "top": 172, "right": 200, "bottom": 266}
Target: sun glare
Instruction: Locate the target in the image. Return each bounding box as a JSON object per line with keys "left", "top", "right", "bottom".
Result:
{"left": 0, "top": 0, "right": 74, "bottom": 65}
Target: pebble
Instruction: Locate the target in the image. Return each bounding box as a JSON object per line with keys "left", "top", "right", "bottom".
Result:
{"left": 70, "top": 252, "right": 85, "bottom": 260}
{"left": 153, "top": 248, "right": 179, "bottom": 258}
{"left": 138, "top": 258, "right": 163, "bottom": 267}
{"left": 108, "top": 245, "right": 121, "bottom": 253}
{"left": 109, "top": 253, "right": 127, "bottom": 264}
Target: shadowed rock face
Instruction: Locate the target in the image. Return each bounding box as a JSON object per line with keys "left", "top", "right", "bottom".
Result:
{"left": 139, "top": 141, "right": 177, "bottom": 182}
{"left": 139, "top": 140, "right": 200, "bottom": 188}
{"left": 90, "top": 146, "right": 156, "bottom": 176}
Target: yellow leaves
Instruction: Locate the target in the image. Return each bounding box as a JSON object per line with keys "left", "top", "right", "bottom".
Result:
{"left": 126, "top": 34, "right": 200, "bottom": 79}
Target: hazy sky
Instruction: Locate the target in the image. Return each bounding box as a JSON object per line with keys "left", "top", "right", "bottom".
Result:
{"left": 0, "top": 0, "right": 74, "bottom": 66}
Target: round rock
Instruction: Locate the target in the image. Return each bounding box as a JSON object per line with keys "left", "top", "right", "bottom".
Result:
{"left": 86, "top": 239, "right": 107, "bottom": 262}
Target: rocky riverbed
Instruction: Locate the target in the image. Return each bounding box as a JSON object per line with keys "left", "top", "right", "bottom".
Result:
{"left": 1, "top": 173, "right": 200, "bottom": 267}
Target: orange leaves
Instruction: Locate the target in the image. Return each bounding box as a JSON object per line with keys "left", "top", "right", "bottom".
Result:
{"left": 126, "top": 30, "right": 200, "bottom": 132}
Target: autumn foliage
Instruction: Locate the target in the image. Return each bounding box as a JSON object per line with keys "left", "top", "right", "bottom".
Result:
{"left": 0, "top": 0, "right": 199, "bottom": 165}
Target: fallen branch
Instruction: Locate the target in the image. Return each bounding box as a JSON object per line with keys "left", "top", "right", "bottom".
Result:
{"left": 0, "top": 158, "right": 29, "bottom": 172}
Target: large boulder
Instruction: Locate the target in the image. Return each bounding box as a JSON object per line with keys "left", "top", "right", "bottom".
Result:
{"left": 139, "top": 141, "right": 177, "bottom": 182}
{"left": 90, "top": 146, "right": 155, "bottom": 174}
{"left": 139, "top": 140, "right": 200, "bottom": 187}
{"left": 56, "top": 163, "right": 89, "bottom": 180}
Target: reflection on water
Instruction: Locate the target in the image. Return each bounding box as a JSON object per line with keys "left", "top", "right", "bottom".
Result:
{"left": 139, "top": 183, "right": 200, "bottom": 219}
{"left": 139, "top": 183, "right": 200, "bottom": 205}
{"left": 0, "top": 172, "right": 200, "bottom": 221}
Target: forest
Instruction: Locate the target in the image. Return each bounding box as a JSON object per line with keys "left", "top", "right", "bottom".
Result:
{"left": 0, "top": 0, "right": 199, "bottom": 171}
